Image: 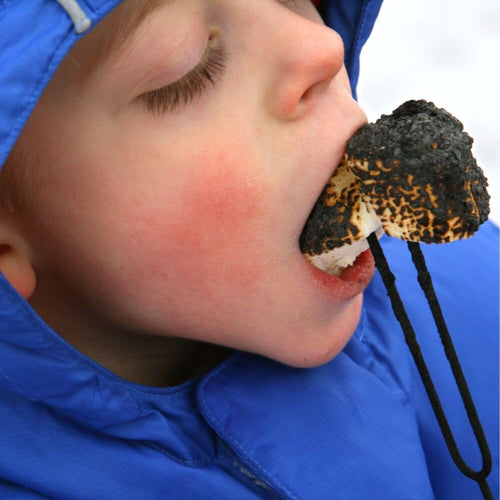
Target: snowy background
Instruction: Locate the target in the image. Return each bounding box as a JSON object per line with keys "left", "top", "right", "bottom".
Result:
{"left": 356, "top": 0, "right": 500, "bottom": 225}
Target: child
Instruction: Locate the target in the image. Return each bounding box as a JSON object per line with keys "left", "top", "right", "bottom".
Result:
{"left": 0, "top": 0, "right": 497, "bottom": 498}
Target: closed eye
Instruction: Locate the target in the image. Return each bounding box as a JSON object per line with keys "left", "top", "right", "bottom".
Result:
{"left": 138, "top": 37, "right": 226, "bottom": 116}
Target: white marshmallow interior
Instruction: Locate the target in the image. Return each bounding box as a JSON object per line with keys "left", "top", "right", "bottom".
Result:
{"left": 307, "top": 213, "right": 384, "bottom": 277}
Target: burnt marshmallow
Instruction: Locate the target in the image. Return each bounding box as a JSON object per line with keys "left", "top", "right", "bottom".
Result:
{"left": 300, "top": 100, "right": 490, "bottom": 276}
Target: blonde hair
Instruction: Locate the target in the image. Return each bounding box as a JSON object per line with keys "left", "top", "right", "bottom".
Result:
{"left": 75, "top": 0, "right": 165, "bottom": 84}
{"left": 0, "top": 132, "right": 35, "bottom": 216}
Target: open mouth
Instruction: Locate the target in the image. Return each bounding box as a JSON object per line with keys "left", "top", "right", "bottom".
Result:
{"left": 303, "top": 227, "right": 383, "bottom": 277}
{"left": 299, "top": 155, "right": 383, "bottom": 277}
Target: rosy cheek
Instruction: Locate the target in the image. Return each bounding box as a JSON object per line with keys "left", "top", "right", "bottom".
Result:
{"left": 156, "top": 160, "right": 273, "bottom": 295}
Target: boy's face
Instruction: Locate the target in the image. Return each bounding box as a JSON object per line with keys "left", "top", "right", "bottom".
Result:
{"left": 18, "top": 0, "right": 373, "bottom": 368}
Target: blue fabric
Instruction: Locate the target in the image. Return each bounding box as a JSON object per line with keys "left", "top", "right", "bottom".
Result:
{"left": 0, "top": 0, "right": 498, "bottom": 498}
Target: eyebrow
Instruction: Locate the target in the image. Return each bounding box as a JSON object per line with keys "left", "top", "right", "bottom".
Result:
{"left": 75, "top": 0, "right": 168, "bottom": 80}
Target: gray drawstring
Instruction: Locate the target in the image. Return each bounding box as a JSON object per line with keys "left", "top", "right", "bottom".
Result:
{"left": 54, "top": 0, "right": 91, "bottom": 34}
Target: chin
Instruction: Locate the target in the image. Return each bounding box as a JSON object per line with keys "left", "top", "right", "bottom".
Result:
{"left": 264, "top": 294, "right": 363, "bottom": 369}
{"left": 278, "top": 334, "right": 352, "bottom": 369}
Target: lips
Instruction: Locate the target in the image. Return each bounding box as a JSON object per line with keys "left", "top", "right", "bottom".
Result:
{"left": 304, "top": 232, "right": 377, "bottom": 276}
{"left": 302, "top": 247, "right": 375, "bottom": 301}
{"left": 297, "top": 154, "right": 376, "bottom": 299}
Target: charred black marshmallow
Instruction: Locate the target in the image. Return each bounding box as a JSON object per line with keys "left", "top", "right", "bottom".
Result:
{"left": 300, "top": 100, "right": 490, "bottom": 277}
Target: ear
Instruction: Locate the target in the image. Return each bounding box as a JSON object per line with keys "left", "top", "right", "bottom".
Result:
{"left": 0, "top": 224, "right": 36, "bottom": 300}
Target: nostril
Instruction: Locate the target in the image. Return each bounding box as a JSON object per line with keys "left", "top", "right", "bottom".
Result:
{"left": 300, "top": 85, "right": 314, "bottom": 103}
{"left": 299, "top": 80, "right": 329, "bottom": 105}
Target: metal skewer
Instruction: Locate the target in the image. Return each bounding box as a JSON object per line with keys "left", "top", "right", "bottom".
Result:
{"left": 367, "top": 232, "right": 493, "bottom": 500}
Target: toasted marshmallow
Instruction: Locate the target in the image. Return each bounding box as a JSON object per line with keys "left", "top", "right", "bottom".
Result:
{"left": 300, "top": 100, "right": 490, "bottom": 276}
{"left": 346, "top": 100, "right": 490, "bottom": 243}
{"left": 299, "top": 159, "right": 384, "bottom": 277}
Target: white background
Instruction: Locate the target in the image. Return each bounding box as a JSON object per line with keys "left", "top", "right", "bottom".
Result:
{"left": 356, "top": 0, "right": 499, "bottom": 225}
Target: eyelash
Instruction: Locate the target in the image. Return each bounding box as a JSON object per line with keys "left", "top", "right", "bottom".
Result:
{"left": 140, "top": 40, "right": 227, "bottom": 116}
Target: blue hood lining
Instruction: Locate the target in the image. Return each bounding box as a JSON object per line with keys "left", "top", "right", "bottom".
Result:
{"left": 319, "top": 0, "right": 383, "bottom": 99}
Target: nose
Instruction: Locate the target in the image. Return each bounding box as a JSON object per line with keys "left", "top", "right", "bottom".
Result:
{"left": 267, "top": 13, "right": 345, "bottom": 120}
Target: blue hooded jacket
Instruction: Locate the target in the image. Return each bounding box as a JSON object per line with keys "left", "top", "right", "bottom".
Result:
{"left": 0, "top": 1, "right": 498, "bottom": 498}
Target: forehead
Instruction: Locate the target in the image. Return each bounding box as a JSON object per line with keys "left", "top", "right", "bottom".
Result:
{"left": 68, "top": 0, "right": 168, "bottom": 80}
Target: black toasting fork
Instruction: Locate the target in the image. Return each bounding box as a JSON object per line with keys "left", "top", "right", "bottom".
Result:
{"left": 367, "top": 233, "right": 493, "bottom": 499}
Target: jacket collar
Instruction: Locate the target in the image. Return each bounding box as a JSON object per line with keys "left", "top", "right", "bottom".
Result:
{"left": 197, "top": 302, "right": 435, "bottom": 499}
{"left": 0, "top": 270, "right": 434, "bottom": 499}
{"left": 0, "top": 272, "right": 219, "bottom": 466}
